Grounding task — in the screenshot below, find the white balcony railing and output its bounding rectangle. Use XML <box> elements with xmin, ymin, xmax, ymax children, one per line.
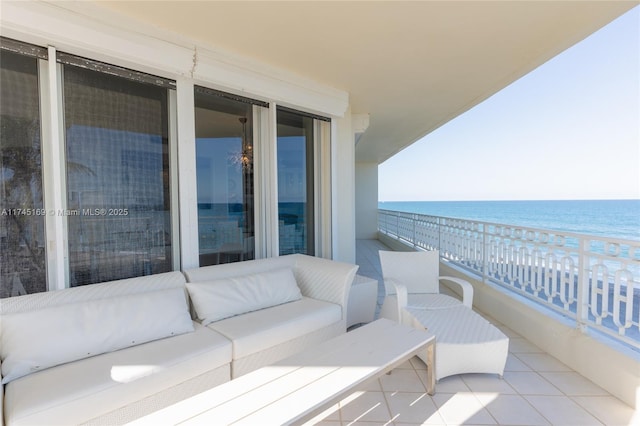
<box><xmin>378</xmin><ymin>209</ymin><xmax>640</xmax><ymax>350</ymax></box>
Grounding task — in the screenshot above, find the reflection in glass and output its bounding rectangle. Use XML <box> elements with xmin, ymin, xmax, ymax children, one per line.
<box><xmin>64</xmin><ymin>65</ymin><xmax>172</xmax><ymax>286</ymax></box>
<box><xmin>195</xmin><ymin>89</ymin><xmax>255</xmax><ymax>266</ymax></box>
<box><xmin>0</xmin><ymin>49</ymin><xmax>46</xmax><ymax>297</ymax></box>
<box><xmin>277</xmin><ymin>109</ymin><xmax>314</xmax><ymax>255</ymax></box>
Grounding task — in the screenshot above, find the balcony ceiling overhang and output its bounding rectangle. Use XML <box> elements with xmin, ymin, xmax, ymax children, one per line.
<box><xmin>96</xmin><ymin>1</ymin><xmax>636</xmax><ymax>164</ymax></box>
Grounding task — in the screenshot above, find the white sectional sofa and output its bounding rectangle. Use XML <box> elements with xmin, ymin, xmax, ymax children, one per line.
<box><xmin>184</xmin><ymin>254</ymin><xmax>357</xmax><ymax>379</ymax></box>
<box><xmin>0</xmin><ymin>254</ymin><xmax>358</xmax><ymax>426</ymax></box>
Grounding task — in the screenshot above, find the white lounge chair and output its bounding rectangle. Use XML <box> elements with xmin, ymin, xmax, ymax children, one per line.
<box><xmin>378</xmin><ymin>250</ymin><xmax>474</xmax><ymax>321</ymax></box>
<box><xmin>379</xmin><ymin>249</ymin><xmax>509</xmax><ymax>381</ymax></box>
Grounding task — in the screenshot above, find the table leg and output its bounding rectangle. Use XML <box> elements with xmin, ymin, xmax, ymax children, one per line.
<box><xmin>425</xmin><ymin>340</ymin><xmax>435</xmax><ymax>395</ymax></box>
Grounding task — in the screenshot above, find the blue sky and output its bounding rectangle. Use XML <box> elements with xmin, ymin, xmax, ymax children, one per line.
<box><xmin>379</xmin><ymin>6</ymin><xmax>639</xmax><ymax>202</ymax></box>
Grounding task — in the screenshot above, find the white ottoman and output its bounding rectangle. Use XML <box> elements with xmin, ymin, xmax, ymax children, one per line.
<box><xmin>405</xmin><ymin>305</ymin><xmax>509</xmax><ymax>381</ymax></box>
<box><xmin>347</xmin><ymin>275</ymin><xmax>378</xmax><ymax>327</ymax></box>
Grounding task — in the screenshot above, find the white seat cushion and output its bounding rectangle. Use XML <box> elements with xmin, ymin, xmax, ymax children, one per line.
<box><xmin>207</xmin><ymin>297</ymin><xmax>341</xmax><ymax>359</ymax></box>
<box><xmin>380</xmin><ymin>293</ymin><xmax>462</xmax><ymax>321</ymax></box>
<box><xmin>4</xmin><ymin>323</ymin><xmax>232</xmax><ymax>426</ymax></box>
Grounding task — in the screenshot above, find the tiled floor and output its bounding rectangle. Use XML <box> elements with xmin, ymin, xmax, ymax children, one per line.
<box><xmin>309</xmin><ymin>239</ymin><xmax>639</xmax><ymax>425</ymax></box>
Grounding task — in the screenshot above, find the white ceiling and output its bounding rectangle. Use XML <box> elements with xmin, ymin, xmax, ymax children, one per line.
<box><xmin>96</xmin><ymin>1</ymin><xmax>637</xmax><ymax>164</ymax></box>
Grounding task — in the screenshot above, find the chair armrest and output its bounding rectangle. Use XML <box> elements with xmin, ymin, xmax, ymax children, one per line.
<box><xmin>387</xmin><ymin>278</ymin><xmax>408</xmax><ymax>323</ymax></box>
<box><xmin>439</xmin><ymin>276</ymin><xmax>474</xmax><ymax>308</ymax></box>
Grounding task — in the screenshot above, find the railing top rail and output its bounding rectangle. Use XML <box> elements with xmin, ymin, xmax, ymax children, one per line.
<box><xmin>378</xmin><ymin>209</ymin><xmax>640</xmax><ymax>247</ymax></box>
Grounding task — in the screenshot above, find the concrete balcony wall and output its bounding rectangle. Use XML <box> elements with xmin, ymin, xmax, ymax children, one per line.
<box><xmin>378</xmin><ymin>231</ymin><xmax>640</xmax><ymax>409</ymax></box>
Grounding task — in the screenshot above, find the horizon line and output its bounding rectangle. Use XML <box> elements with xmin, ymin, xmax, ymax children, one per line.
<box><xmin>378</xmin><ymin>198</ymin><xmax>640</xmax><ymax>203</ymax></box>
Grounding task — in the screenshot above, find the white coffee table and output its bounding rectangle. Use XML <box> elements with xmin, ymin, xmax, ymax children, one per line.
<box><xmin>131</xmin><ymin>318</ymin><xmax>435</xmax><ymax>425</ymax></box>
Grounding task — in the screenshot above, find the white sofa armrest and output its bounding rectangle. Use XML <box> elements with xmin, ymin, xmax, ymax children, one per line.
<box><xmin>439</xmin><ymin>276</ymin><xmax>474</xmax><ymax>308</ymax></box>
<box><xmin>292</xmin><ymin>254</ymin><xmax>358</xmax><ymax>315</ymax></box>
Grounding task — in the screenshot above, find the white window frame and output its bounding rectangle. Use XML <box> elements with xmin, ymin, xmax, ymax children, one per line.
<box><xmin>40</xmin><ymin>49</ymin><xmax>68</xmax><ymax>291</ymax></box>
<box><xmin>315</xmin><ymin>119</ymin><xmax>332</xmax><ymax>258</ymax></box>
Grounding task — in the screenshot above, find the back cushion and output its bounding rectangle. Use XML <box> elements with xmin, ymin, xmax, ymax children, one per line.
<box><xmin>379</xmin><ymin>250</ymin><xmax>440</xmax><ymax>295</ymax></box>
<box><xmin>186</xmin><ymin>268</ymin><xmax>302</xmax><ymax>325</ymax></box>
<box><xmin>0</xmin><ymin>287</ymin><xmax>194</xmax><ymax>384</ymax></box>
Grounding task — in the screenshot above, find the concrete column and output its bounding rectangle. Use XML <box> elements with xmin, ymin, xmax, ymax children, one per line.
<box><xmin>355</xmin><ymin>162</ymin><xmax>379</xmax><ymax>239</ymax></box>
<box><xmin>331</xmin><ymin>108</ymin><xmax>356</xmax><ymax>263</ymax></box>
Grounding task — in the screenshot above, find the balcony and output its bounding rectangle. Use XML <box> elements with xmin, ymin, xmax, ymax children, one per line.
<box><xmin>377</xmin><ymin>209</ymin><xmax>640</xmax><ymax>350</ymax></box>
<box><xmin>328</xmin><ymin>238</ymin><xmax>640</xmax><ymax>425</ymax></box>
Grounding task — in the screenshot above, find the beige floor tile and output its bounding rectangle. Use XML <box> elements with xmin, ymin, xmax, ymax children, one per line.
<box><xmin>461</xmin><ymin>373</ymin><xmax>517</xmax><ymax>394</ymax></box>
<box><xmin>340</xmin><ymin>391</ymin><xmax>392</xmax><ymax>423</ymax></box>
<box><xmin>524</xmin><ymin>395</ymin><xmax>604</xmax><ymax>425</ymax></box>
<box><xmin>503</xmin><ymin>372</ymin><xmax>563</xmax><ymax>396</ymax></box>
<box><xmin>385</xmin><ymin>391</ymin><xmax>445</xmax><ymax>424</ymax></box>
<box><xmin>509</xmin><ymin>338</ymin><xmax>544</xmax><ymax>354</ymax></box>
<box><xmin>539</xmin><ymin>372</ymin><xmax>608</xmax><ymax>396</ymax></box>
<box><xmin>505</xmin><ymin>354</ymin><xmax>533</xmax><ymax>372</ymax></box>
<box><xmin>516</xmin><ymin>353</ymin><xmax>572</xmax><ymax>372</ymax></box>
<box><xmin>431</xmin><ymin>392</ymin><xmax>497</xmax><ymax>425</ymax></box>
<box><xmin>429</xmin><ymin>375</ymin><xmax>471</xmax><ymax>393</ymax></box>
<box><xmin>475</xmin><ymin>393</ymin><xmax>551</xmax><ymax>425</ymax></box>
<box><xmin>380</xmin><ymin>368</ymin><xmax>427</xmax><ymax>393</ymax></box>
<box><xmin>572</xmin><ymin>396</ymin><xmax>639</xmax><ymax>426</ymax></box>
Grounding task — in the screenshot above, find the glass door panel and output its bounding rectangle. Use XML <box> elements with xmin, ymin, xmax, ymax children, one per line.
<box><xmin>276</xmin><ymin>109</ymin><xmax>314</xmax><ymax>255</ymax></box>
<box><xmin>0</xmin><ymin>48</ymin><xmax>46</xmax><ymax>297</ymax></box>
<box><xmin>63</xmin><ymin>64</ymin><xmax>173</xmax><ymax>286</ymax></box>
<box><xmin>195</xmin><ymin>89</ymin><xmax>255</xmax><ymax>266</ymax></box>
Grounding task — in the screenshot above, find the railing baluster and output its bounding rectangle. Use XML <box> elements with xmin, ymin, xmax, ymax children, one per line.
<box><xmin>577</xmin><ymin>237</ymin><xmax>589</xmax><ymax>332</ymax></box>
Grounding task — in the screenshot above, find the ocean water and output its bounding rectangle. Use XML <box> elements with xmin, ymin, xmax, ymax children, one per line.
<box><xmin>378</xmin><ymin>199</ymin><xmax>640</xmax><ymax>242</ymax></box>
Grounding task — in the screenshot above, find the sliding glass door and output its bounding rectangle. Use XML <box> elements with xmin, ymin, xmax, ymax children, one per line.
<box><xmin>276</xmin><ymin>108</ymin><xmax>315</xmax><ymax>255</ymax></box>
<box><xmin>63</xmin><ymin>59</ymin><xmax>174</xmax><ymax>286</ymax></box>
<box><xmin>195</xmin><ymin>88</ymin><xmax>258</xmax><ymax>266</ymax></box>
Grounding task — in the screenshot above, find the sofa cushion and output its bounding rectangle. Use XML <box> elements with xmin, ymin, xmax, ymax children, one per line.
<box><xmin>184</xmin><ymin>256</ymin><xmax>296</xmax><ymax>283</ymax></box>
<box><xmin>187</xmin><ymin>268</ymin><xmax>302</xmax><ymax>325</ymax></box>
<box><xmin>208</xmin><ymin>297</ymin><xmax>341</xmax><ymax>359</ymax></box>
<box><xmin>0</xmin><ymin>271</ymin><xmax>187</xmax><ymax>315</ymax></box>
<box><xmin>1</xmin><ymin>287</ymin><xmax>194</xmax><ymax>384</ymax></box>
<box><xmin>3</xmin><ymin>323</ymin><xmax>232</xmax><ymax>426</ymax></box>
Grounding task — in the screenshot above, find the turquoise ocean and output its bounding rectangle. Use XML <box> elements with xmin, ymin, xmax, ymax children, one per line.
<box><xmin>378</xmin><ymin>199</ymin><xmax>640</xmax><ymax>242</ymax></box>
